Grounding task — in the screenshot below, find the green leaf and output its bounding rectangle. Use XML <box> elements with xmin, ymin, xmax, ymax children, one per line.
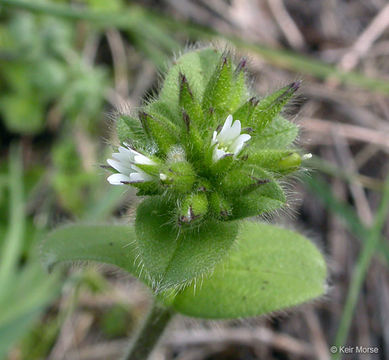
<box><xmin>171</xmin><ymin>221</ymin><xmax>327</xmax><ymax>319</ymax></box>
<box><xmin>232</xmin><ymin>97</ymin><xmax>258</xmax><ymax>125</ymax></box>
<box><xmin>251</xmin><ymin>116</ymin><xmax>298</xmax><ymax>149</ymax></box>
<box><xmin>135</xmin><ymin>197</ymin><xmax>239</xmax><ymax>290</ymax></box>
<box><xmin>41</xmin><ymin>225</ymin><xmax>142</xmax><ymax>279</ymax></box>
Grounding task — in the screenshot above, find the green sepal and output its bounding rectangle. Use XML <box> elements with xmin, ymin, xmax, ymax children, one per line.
<box><xmin>179</xmin><ymin>73</ymin><xmax>204</xmax><ymax>127</ymax></box>
<box><xmin>210</xmin><ymin>153</ymin><xmax>235</xmax><ymax>176</ymax></box>
<box><xmin>202</xmin><ymin>55</ymin><xmax>233</xmax><ymax>119</ymax></box>
<box><xmin>230</xmin><ymin>58</ymin><xmax>248</xmax><ymax>110</ymax></box>
<box><xmin>131</xmin><ymin>181</ymin><xmax>162</xmax><ymax>197</ymax></box>
<box><xmin>232</xmin><ymin>97</ymin><xmax>258</xmax><ymax>125</ymax></box>
<box><xmin>250</xmin><ymin>81</ymin><xmax>300</xmax><ymax>132</ymax></box>
<box><xmin>180</xmin><ymin>112</ymin><xmax>204</xmax><ymax>162</ymax></box>
<box><xmin>135</xmin><ymin>196</ymin><xmax>238</xmax><ymax>291</ymax></box>
<box><xmin>170</xmin><ymin>222</ymin><xmax>327</xmax><ymax>319</ymax></box>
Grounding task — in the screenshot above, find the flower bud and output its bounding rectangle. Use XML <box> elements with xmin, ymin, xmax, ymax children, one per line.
<box><xmin>276</xmin><ymin>152</ymin><xmax>302</xmax><ymax>173</ymax></box>
<box><xmin>209</xmin><ymin>193</ymin><xmax>232</xmax><ymax>220</ymax></box>
<box><xmin>178</xmin><ymin>193</ymin><xmax>208</xmax><ymax>225</ymax></box>
<box><xmin>246</xmin><ymin>150</ymin><xmax>302</xmax><ymax>175</ymax></box>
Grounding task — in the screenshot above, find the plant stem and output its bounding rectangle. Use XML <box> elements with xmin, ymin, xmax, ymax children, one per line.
<box><xmin>123</xmin><ymin>301</ymin><xmax>174</xmax><ymax>360</ymax></box>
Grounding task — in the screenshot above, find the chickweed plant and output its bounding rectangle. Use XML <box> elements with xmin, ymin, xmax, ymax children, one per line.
<box><xmin>42</xmin><ymin>47</ymin><xmax>327</xmax><ymax>360</ymax></box>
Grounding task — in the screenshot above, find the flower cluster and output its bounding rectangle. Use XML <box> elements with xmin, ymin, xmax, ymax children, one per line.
<box><xmin>106</xmin><ymin>48</ymin><xmax>309</xmax><ymax>226</ymax></box>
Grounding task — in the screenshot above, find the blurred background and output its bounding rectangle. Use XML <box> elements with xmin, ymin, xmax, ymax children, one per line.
<box><xmin>0</xmin><ymin>0</ymin><xmax>389</xmax><ymax>359</ymax></box>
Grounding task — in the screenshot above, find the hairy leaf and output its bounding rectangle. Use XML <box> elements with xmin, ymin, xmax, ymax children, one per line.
<box><xmin>251</xmin><ymin>116</ymin><xmax>298</xmax><ymax>149</ymax></box>
<box><xmin>171</xmin><ymin>221</ymin><xmax>327</xmax><ymax>318</ymax></box>
<box><xmin>41</xmin><ymin>225</ymin><xmax>142</xmax><ymax>279</ymax></box>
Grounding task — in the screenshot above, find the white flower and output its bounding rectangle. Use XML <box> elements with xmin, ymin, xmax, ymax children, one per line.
<box><xmin>107</xmin><ymin>145</ymin><xmax>155</xmax><ymax>185</ymax></box>
<box><xmin>211</xmin><ymin>114</ymin><xmax>251</xmax><ymax>162</ymax></box>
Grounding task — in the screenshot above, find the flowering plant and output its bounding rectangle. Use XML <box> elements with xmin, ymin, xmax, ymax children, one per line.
<box><xmin>42</xmin><ymin>47</ymin><xmax>326</xmax><ymax>360</ymax></box>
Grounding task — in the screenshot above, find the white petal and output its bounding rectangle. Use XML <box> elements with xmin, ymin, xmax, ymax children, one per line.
<box><xmin>107</xmin><ymin>173</ymin><xmax>131</xmax><ymax>185</ymax></box>
<box><xmin>133</xmin><ymin>154</ymin><xmax>154</xmax><ymax>165</ymax></box>
<box><xmin>131</xmin><ymin>165</ymin><xmax>153</xmax><ymax>181</ymax></box>
<box><xmin>302</xmin><ymin>153</ymin><xmax>312</xmax><ymax>160</ymax></box>
<box><xmin>130</xmin><ymin>164</ymin><xmax>141</xmax><ymax>172</ymax></box>
<box><xmin>213</xmin><ymin>147</ymin><xmax>227</xmax><ymax>162</ymax></box>
<box><xmin>160</xmin><ymin>173</ymin><xmax>167</xmax><ymax>181</ymax></box>
<box><xmin>118</xmin><ymin>146</ymin><xmax>134</xmax><ymax>158</ymax></box>
<box><xmin>107</xmin><ymin>159</ymin><xmax>132</xmax><ymax>174</ymax></box>
<box><xmin>230</xmin><ymin>134</ymin><xmax>251</xmax><ymax>155</ymax></box>
<box><xmin>128</xmin><ymin>148</ymin><xmax>141</xmax><ymax>156</ymax></box>
<box><xmin>211</xmin><ymin>131</ymin><xmax>218</xmax><ymax>146</ymax></box>
<box><xmin>129</xmin><ymin>172</ymin><xmax>152</xmax><ymax>182</ymax></box>
<box><xmin>218</xmin><ymin>119</ymin><xmax>241</xmax><ymax>144</ymax></box>
<box><xmin>218</xmin><ymin>115</ymin><xmax>233</xmax><ymax>139</ymax></box>
<box><xmin>227</xmin><ymin>120</ymin><xmax>242</xmax><ymax>142</ymax></box>
<box><xmin>118</xmin><ymin>145</ymin><xmax>130</xmax><ymax>153</ymax></box>
<box><xmin>112</xmin><ymin>151</ymin><xmax>130</xmax><ymax>163</ymax></box>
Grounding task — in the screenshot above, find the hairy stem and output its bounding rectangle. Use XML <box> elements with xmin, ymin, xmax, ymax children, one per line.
<box><xmin>123</xmin><ymin>301</ymin><xmax>174</xmax><ymax>360</ymax></box>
